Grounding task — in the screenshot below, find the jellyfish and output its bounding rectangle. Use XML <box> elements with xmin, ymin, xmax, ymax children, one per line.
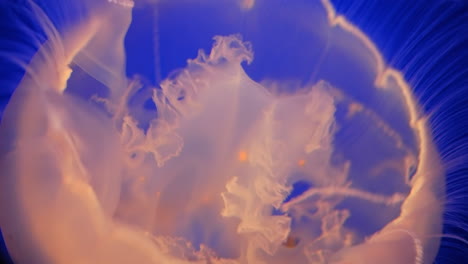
<box><xmin>0</xmin><ymin>0</ymin><xmax>466</xmax><ymax>263</ymax></box>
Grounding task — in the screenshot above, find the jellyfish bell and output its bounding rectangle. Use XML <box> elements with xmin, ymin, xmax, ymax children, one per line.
<box><xmin>0</xmin><ymin>0</ymin><xmax>448</xmax><ymax>264</ymax></box>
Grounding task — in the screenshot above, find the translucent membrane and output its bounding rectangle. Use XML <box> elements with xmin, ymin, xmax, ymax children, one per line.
<box><xmin>0</xmin><ymin>0</ymin><xmax>444</xmax><ymax>263</ymax></box>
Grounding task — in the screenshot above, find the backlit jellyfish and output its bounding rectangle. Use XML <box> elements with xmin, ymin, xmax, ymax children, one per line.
<box><xmin>0</xmin><ymin>0</ymin><xmax>466</xmax><ymax>263</ymax></box>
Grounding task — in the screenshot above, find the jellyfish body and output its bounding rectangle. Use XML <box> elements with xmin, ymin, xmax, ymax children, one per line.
<box><xmin>0</xmin><ymin>0</ymin><xmax>450</xmax><ymax>263</ymax></box>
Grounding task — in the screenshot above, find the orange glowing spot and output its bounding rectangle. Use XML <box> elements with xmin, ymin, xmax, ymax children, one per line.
<box><xmin>346</xmin><ymin>102</ymin><xmax>363</xmax><ymax>118</ymax></box>
<box><xmin>240</xmin><ymin>0</ymin><xmax>255</xmax><ymax>10</ymax></box>
<box><xmin>201</xmin><ymin>194</ymin><xmax>213</xmax><ymax>204</ymax></box>
<box><xmin>238</xmin><ymin>151</ymin><xmax>248</xmax><ymax>162</ymax></box>
<box><xmin>298</xmin><ymin>159</ymin><xmax>306</xmax><ymax>166</ymax></box>
<box><xmin>283</xmin><ymin>236</ymin><xmax>300</xmax><ymax>248</ymax></box>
